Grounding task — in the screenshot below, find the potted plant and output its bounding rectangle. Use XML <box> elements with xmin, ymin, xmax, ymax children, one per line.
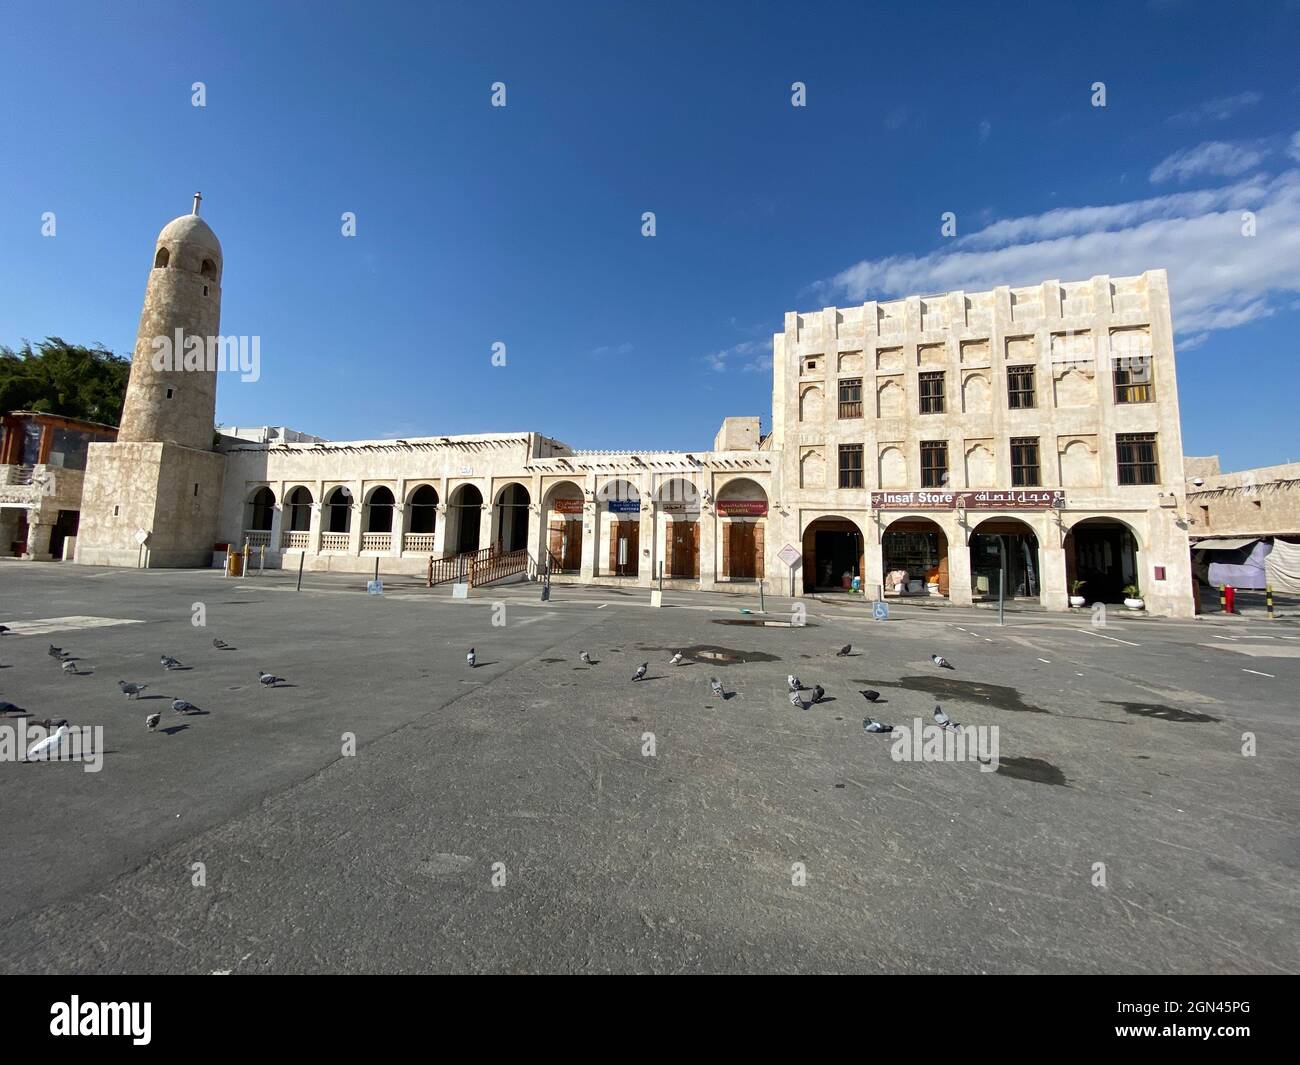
<box><xmin>1123</xmin><ymin>583</ymin><xmax>1145</xmax><ymax>610</ymax></box>
<box><xmin>1069</xmin><ymin>579</ymin><xmax>1086</xmax><ymax>608</ymax></box>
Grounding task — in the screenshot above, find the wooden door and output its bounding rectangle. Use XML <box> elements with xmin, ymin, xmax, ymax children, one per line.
<box><xmin>562</xmin><ymin>520</ymin><xmax>582</xmax><ymax>572</ymax></box>
<box><xmin>671</xmin><ymin>521</ymin><xmax>698</xmax><ymax>577</ymax></box>
<box><xmin>609</xmin><ymin>520</ymin><xmax>638</xmax><ymax>576</ymax></box>
<box><xmin>728</xmin><ymin>523</ymin><xmax>756</xmax><ymax>579</ymax></box>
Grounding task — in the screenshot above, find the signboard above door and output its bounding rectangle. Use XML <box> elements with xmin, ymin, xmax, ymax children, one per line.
<box><xmin>871</xmin><ymin>490</ymin><xmax>1065</xmax><ymax>510</ymax></box>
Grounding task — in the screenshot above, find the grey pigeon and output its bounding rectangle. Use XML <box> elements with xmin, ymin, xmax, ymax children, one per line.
<box><xmin>931</xmin><ymin>654</ymin><xmax>954</xmax><ymax>670</ymax></box>
<box><xmin>836</xmin><ymin>644</ymin><xmax>851</xmax><ymax>657</ymax></box>
<box><xmin>580</xmin><ymin>651</ymin><xmax>595</xmax><ymax>666</ymax></box>
<box><xmin>632</xmin><ymin>662</ymin><xmax>648</xmax><ymax>682</ymax></box>
<box><xmin>863</xmin><ymin>718</ymin><xmax>894</xmax><ymax>734</ymax></box>
<box><xmin>61</xmin><ymin>660</ymin><xmax>77</xmax><ymax>674</ymax></box>
<box><xmin>160</xmin><ymin>655</ymin><xmax>182</xmax><ymax>670</ymax></box>
<box><xmin>859</xmin><ymin>689</ymin><xmax>881</xmax><ymax>703</ymax></box>
<box><xmin>35</xmin><ymin>717</ymin><xmax>68</xmax><ymax>729</ymax></box>
<box><xmin>788</xmin><ymin>690</ymin><xmax>805</xmax><ymax>709</ymax></box>
<box><xmin>146</xmin><ymin>712</ymin><xmax>161</xmax><ymax>731</ymax></box>
<box><xmin>171</xmin><ymin>699</ymin><xmax>195</xmax><ymax>714</ymax></box>
<box><xmin>213</xmin><ymin>638</ymin><xmax>231</xmax><ymax>650</ymax></box>
<box><xmin>710</xmin><ymin>677</ymin><xmax>725</xmax><ymax>699</ymax></box>
<box><xmin>810</xmin><ymin>684</ymin><xmax>825</xmax><ymax>704</ymax></box>
<box><xmin>668</xmin><ymin>652</ymin><xmax>684</xmax><ymax>666</ymax></box>
<box><xmin>48</xmin><ymin>644</ymin><xmax>67</xmax><ymax>659</ymax></box>
<box><xmin>118</xmin><ymin>680</ymin><xmax>147</xmax><ymax>699</ymax></box>
<box><xmin>466</xmin><ymin>648</ymin><xmax>476</xmax><ymax>668</ymax></box>
<box><xmin>0</xmin><ymin>624</ymin><xmax>9</xmax><ymax>634</ymax></box>
<box><xmin>787</xmin><ymin>674</ymin><xmax>802</xmax><ymax>692</ymax></box>
<box><xmin>0</xmin><ymin>701</ymin><xmax>19</xmax><ymax>715</ymax></box>
<box><xmin>258</xmin><ymin>671</ymin><xmax>283</xmax><ymax>688</ymax></box>
<box><xmin>933</xmin><ymin>705</ymin><xmax>962</xmax><ymax>734</ymax></box>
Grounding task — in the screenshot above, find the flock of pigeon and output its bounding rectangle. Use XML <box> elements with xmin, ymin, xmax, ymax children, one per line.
<box><xmin>2</xmin><ymin>634</ymin><xmax>290</xmax><ymax>758</ymax></box>
<box><xmin>465</xmin><ymin>640</ymin><xmax>965</xmax><ymax>734</ymax></box>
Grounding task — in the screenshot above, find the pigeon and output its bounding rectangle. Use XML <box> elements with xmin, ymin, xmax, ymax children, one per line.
<box><xmin>859</xmin><ymin>690</ymin><xmax>881</xmax><ymax>703</ymax></box>
<box><xmin>668</xmin><ymin>652</ymin><xmax>684</xmax><ymax>666</ymax></box>
<box><xmin>258</xmin><ymin>671</ymin><xmax>283</xmax><ymax>688</ymax></box>
<box><xmin>119</xmin><ymin>680</ymin><xmax>147</xmax><ymax>699</ymax></box>
<box><xmin>836</xmin><ymin>644</ymin><xmax>852</xmax><ymax>657</ymax></box>
<box><xmin>787</xmin><ymin>674</ymin><xmax>802</xmax><ymax>692</ymax></box>
<box><xmin>710</xmin><ymin>677</ymin><xmax>725</xmax><ymax>699</ymax></box>
<box><xmin>35</xmin><ymin>718</ymin><xmax>68</xmax><ymax>729</ymax></box>
<box><xmin>931</xmin><ymin>654</ymin><xmax>954</xmax><ymax>670</ymax></box>
<box><xmin>171</xmin><ymin>699</ymin><xmax>195</xmax><ymax>714</ymax></box>
<box><xmin>0</xmin><ymin>624</ymin><xmax>9</xmax><ymax>634</ymax></box>
<box><xmin>0</xmin><ymin>700</ymin><xmax>19</xmax><ymax>715</ymax></box>
<box><xmin>933</xmin><ymin>705</ymin><xmax>963</xmax><ymax>734</ymax></box>
<box><xmin>25</xmin><ymin>724</ymin><xmax>69</xmax><ymax>761</ymax></box>
<box><xmin>61</xmin><ymin>660</ymin><xmax>77</xmax><ymax>674</ymax></box>
<box><xmin>160</xmin><ymin>655</ymin><xmax>183</xmax><ymax>670</ymax></box>
<box><xmin>632</xmin><ymin>662</ymin><xmax>648</xmax><ymax>682</ymax></box>
<box><xmin>788</xmin><ymin>690</ymin><xmax>805</xmax><ymax>709</ymax></box>
<box><xmin>212</xmin><ymin>638</ymin><xmax>231</xmax><ymax>650</ymax></box>
<box><xmin>466</xmin><ymin>648</ymin><xmax>476</xmax><ymax>668</ymax></box>
<box><xmin>810</xmin><ymin>684</ymin><xmax>825</xmax><ymax>704</ymax></box>
<box><xmin>580</xmin><ymin>651</ymin><xmax>595</xmax><ymax>666</ymax></box>
<box><xmin>146</xmin><ymin>713</ymin><xmax>161</xmax><ymax>731</ymax></box>
<box><xmin>48</xmin><ymin>644</ymin><xmax>67</xmax><ymax>659</ymax></box>
<box><xmin>863</xmin><ymin>718</ymin><xmax>894</xmax><ymax>734</ymax></box>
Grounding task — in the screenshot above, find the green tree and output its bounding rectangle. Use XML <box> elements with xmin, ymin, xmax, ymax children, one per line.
<box><xmin>0</xmin><ymin>337</ymin><xmax>131</xmax><ymax>426</ymax></box>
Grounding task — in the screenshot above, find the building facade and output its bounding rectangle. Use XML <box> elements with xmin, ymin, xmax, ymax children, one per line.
<box><xmin>70</xmin><ymin>202</ymin><xmax>1197</xmax><ymax>616</ymax></box>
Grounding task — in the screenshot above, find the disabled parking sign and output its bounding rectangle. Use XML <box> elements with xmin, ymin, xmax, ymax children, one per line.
<box><xmin>873</xmin><ymin>600</ymin><xmax>889</xmax><ymax>621</ymax></box>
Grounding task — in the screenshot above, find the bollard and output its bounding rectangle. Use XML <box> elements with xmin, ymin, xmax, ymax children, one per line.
<box><xmin>997</xmin><ymin>570</ymin><xmax>1005</xmax><ymax>626</ymax></box>
<box><xmin>296</xmin><ymin>550</ymin><xmax>305</xmax><ymax>591</ymax></box>
<box><xmin>259</xmin><ymin>544</ymin><xmax>265</xmax><ymax>575</ymax></box>
<box><xmin>758</xmin><ymin>579</ymin><xmax>765</xmax><ymax>614</ymax></box>
<box><xmin>1267</xmin><ymin>584</ymin><xmax>1274</xmax><ymax>619</ymax></box>
<box><xmin>242</xmin><ymin>540</ymin><xmax>250</xmax><ymax>580</ymax></box>
<box><xmin>427</xmin><ymin>555</ymin><xmax>433</xmax><ymax>588</ymax></box>
<box><xmin>1219</xmin><ymin>584</ymin><xmax>1226</xmax><ymax>613</ymax></box>
<box><xmin>1225</xmin><ymin>584</ymin><xmax>1236</xmax><ymax>615</ymax></box>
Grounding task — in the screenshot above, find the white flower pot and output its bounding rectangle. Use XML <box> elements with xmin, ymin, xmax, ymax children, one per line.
<box><xmin>1124</xmin><ymin>597</ymin><xmax>1144</xmax><ymax>610</ymax></box>
<box><xmin>1069</xmin><ymin>595</ymin><xmax>1085</xmax><ymax>608</ymax></box>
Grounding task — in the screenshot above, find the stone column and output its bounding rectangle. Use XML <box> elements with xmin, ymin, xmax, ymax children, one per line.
<box><xmin>864</xmin><ymin>512</ymin><xmax>884</xmax><ymax>599</ymax></box>
<box><xmin>432</xmin><ymin>504</ymin><xmax>449</xmax><ymax>558</ymax></box>
<box><xmin>268</xmin><ymin>498</ymin><xmax>284</xmax><ymax>556</ymax></box>
<box><xmin>579</xmin><ymin>500</ymin><xmax>596</xmax><ymax>580</ymax></box>
<box><xmin>24</xmin><ymin>516</ymin><xmax>54</xmax><ymax>560</ymax></box>
<box><xmin>1039</xmin><ymin>542</ymin><xmax>1069</xmax><ymax>611</ymax></box>
<box><xmin>698</xmin><ymin>507</ymin><xmax>716</xmax><ymax>588</ymax></box>
<box><xmin>947</xmin><ymin>514</ymin><xmax>973</xmax><ymax>606</ymax></box>
<box><xmin>479</xmin><ymin>505</ymin><xmax>494</xmax><ymax>553</ymax></box>
<box><xmin>347</xmin><ymin>483</ymin><xmax>363</xmax><ymax>556</ymax></box>
<box><xmin>309</xmin><ymin>481</ymin><xmax>324</xmax><ymax>554</ymax></box>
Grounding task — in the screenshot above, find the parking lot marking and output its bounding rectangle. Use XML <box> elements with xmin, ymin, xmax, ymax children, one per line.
<box><xmin>1242</xmin><ymin>668</ymin><xmax>1276</xmax><ymax>678</ymax></box>
<box><xmin>1080</xmin><ymin>629</ymin><xmax>1140</xmax><ymax>647</ymax></box>
<box><xmin>0</xmin><ymin>615</ymin><xmax>145</xmax><ymax>636</ymax></box>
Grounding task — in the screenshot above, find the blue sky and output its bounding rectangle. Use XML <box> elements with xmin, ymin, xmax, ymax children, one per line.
<box><xmin>2</xmin><ymin>0</ymin><xmax>1298</xmax><ymax>470</ymax></box>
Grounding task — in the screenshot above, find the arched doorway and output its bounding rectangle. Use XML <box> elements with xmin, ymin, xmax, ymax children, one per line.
<box><xmin>881</xmin><ymin>517</ymin><xmax>949</xmax><ymax>597</ymax></box>
<box><xmin>717</xmin><ymin>477</ymin><xmax>768</xmax><ymax>581</ymax></box>
<box><xmin>803</xmin><ymin>515</ymin><xmax>865</xmax><ymax>593</ymax></box>
<box><xmin>1065</xmin><ymin>517</ymin><xmax>1139</xmax><ymax>605</ymax></box>
<box><xmin>493</xmin><ymin>483</ymin><xmax>531</xmax><ymax>554</ymax></box>
<box><xmin>657</xmin><ymin>478</ymin><xmax>701</xmax><ymax>579</ymax></box>
<box><xmin>447</xmin><ymin>484</ymin><xmax>483</xmax><ymax>555</ymax></box>
<box><xmin>323</xmin><ymin>487</ymin><xmax>352</xmax><ymax>534</ymax></box>
<box><xmin>969</xmin><ymin>517</ymin><xmax>1040</xmax><ymax>600</ymax></box>
<box><xmin>364</xmin><ymin>487</ymin><xmax>395</xmax><ymax>533</ymax></box>
<box><xmin>405</xmin><ymin>485</ymin><xmax>438</xmax><ymax>551</ymax></box>
<box><xmin>598</xmin><ymin>479</ymin><xmax>640</xmax><ymax>577</ymax></box>
<box><xmin>543</xmin><ymin>481</ymin><xmax>584</xmax><ymax>573</ymax></box>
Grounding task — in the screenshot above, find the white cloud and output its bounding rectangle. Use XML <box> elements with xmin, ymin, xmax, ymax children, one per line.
<box><xmin>1291</xmin><ymin>131</ymin><xmax>1300</xmax><ymax>163</ymax></box>
<box><xmin>592</xmin><ymin>342</ymin><xmax>634</xmax><ymax>357</ymax></box>
<box><xmin>1168</xmin><ymin>91</ymin><xmax>1262</xmax><ymax>125</ymax></box>
<box><xmin>978</xmin><ymin>119</ymin><xmax>991</xmax><ymax>143</ymax></box>
<box><xmin>1150</xmin><ymin>140</ymin><xmax>1266</xmax><ymax>183</ymax></box>
<box><xmin>817</xmin><ymin>169</ymin><xmax>1300</xmax><ymax>342</ymax></box>
<box><xmin>704</xmin><ymin>339</ymin><xmax>768</xmax><ymax>373</ymax></box>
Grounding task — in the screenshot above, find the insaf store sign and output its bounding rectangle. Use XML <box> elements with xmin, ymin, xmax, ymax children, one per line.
<box><xmin>871</xmin><ymin>490</ymin><xmax>1065</xmax><ymax>510</ymax></box>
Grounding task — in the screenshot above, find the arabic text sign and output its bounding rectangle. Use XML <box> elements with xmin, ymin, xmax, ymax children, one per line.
<box><xmin>716</xmin><ymin>500</ymin><xmax>768</xmax><ymax>516</ymax></box>
<box><xmin>871</xmin><ymin>490</ymin><xmax>1065</xmax><ymax>510</ymax></box>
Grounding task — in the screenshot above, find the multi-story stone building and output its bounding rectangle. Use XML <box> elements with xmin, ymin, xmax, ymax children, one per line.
<box><xmin>69</xmin><ymin>200</ymin><xmax>1197</xmax><ymax>616</ymax></box>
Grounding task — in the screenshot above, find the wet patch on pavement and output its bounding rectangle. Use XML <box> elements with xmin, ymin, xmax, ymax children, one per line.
<box><xmin>1105</xmin><ymin>700</ymin><xmax>1220</xmax><ymax>723</ymax></box>
<box><xmin>996</xmin><ymin>757</ymin><xmax>1068</xmax><ymax>786</ymax></box>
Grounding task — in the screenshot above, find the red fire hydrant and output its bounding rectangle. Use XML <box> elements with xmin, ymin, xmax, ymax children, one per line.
<box><xmin>1224</xmin><ymin>585</ymin><xmax>1236</xmax><ymax>615</ymax></box>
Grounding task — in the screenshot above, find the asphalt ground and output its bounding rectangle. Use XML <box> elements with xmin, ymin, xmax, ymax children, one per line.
<box><xmin>0</xmin><ymin>561</ymin><xmax>1296</xmax><ymax>973</ymax></box>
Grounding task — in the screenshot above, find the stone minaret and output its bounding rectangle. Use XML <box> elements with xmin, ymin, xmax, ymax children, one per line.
<box><xmin>76</xmin><ymin>196</ymin><xmax>229</xmax><ymax>568</ymax></box>
<box><xmin>117</xmin><ymin>192</ymin><xmax>223</xmax><ymax>451</ymax></box>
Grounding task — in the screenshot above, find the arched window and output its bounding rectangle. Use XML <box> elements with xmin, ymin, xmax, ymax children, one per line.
<box><xmin>365</xmin><ymin>487</ymin><xmax>395</xmax><ymax>533</ymax></box>
<box><xmin>408</xmin><ymin>485</ymin><xmax>438</xmax><ymax>534</ymax></box>
<box><xmin>201</xmin><ymin>258</ymin><xmax>217</xmax><ymax>280</ymax></box>
<box><xmin>324</xmin><ymin>487</ymin><xmax>353</xmax><ymax>533</ymax></box>
<box><xmin>286</xmin><ymin>486</ymin><xmax>313</xmax><ymax>531</ymax></box>
<box><xmin>246</xmin><ymin>487</ymin><xmax>276</xmax><ymax>531</ymax></box>
<box><xmin>154</xmin><ymin>247</ymin><xmax>170</xmax><ymax>269</ymax></box>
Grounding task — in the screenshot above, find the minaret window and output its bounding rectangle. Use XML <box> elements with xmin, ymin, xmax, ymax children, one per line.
<box><xmin>165</xmin><ymin>387</ymin><xmax>175</xmax><ymax>399</ymax></box>
<box><xmin>154</xmin><ymin>248</ymin><xmax>170</xmax><ymax>269</ymax></box>
<box><xmin>201</xmin><ymin>259</ymin><xmax>216</xmax><ymax>280</ymax></box>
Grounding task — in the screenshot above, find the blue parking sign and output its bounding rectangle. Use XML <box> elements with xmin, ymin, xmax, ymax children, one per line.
<box><xmin>873</xmin><ymin>600</ymin><xmax>889</xmax><ymax>621</ymax></box>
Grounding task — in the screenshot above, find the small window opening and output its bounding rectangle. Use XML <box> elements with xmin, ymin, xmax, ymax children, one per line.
<box><xmin>165</xmin><ymin>387</ymin><xmax>175</xmax><ymax>399</ymax></box>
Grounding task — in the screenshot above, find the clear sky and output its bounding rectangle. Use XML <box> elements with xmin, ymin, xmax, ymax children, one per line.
<box><xmin>2</xmin><ymin>0</ymin><xmax>1298</xmax><ymax>470</ymax></box>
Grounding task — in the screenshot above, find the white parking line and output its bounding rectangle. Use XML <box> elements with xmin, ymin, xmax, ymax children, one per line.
<box><xmin>1242</xmin><ymin>668</ymin><xmax>1276</xmax><ymax>678</ymax></box>
<box><xmin>1037</xmin><ymin>658</ymin><xmax>1051</xmax><ymax>664</ymax></box>
<box><xmin>1079</xmin><ymin>629</ymin><xmax>1141</xmax><ymax>647</ymax></box>
<box><xmin>1207</xmin><ymin>634</ymin><xmax>1237</xmax><ymax>641</ymax></box>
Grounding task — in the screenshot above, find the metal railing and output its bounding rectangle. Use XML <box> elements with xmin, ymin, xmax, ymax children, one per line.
<box><xmin>1</xmin><ymin>465</ymin><xmax>35</xmax><ymax>486</ymax></box>
<box><xmin>428</xmin><ymin>547</ymin><xmax>490</xmax><ymax>586</ymax></box>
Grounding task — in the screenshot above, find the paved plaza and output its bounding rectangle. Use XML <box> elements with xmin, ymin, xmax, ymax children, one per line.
<box><xmin>0</xmin><ymin>562</ymin><xmax>1297</xmax><ymax>973</ymax></box>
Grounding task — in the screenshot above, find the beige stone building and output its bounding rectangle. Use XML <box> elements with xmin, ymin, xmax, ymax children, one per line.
<box><xmin>68</xmin><ymin>201</ymin><xmax>1200</xmax><ymax>616</ymax></box>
